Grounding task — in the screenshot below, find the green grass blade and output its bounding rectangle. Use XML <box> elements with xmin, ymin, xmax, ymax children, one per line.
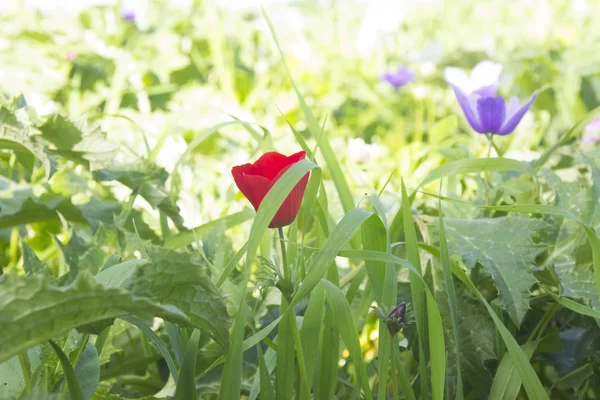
<box><xmin>121</xmin><ymin>316</ymin><xmax>179</xmax><ymax>383</ymax></box>
<box><xmin>216</xmin><ymin>242</ymin><xmax>248</xmax><ymax>288</ymax></box>
<box><xmin>175</xmin><ymin>329</ymin><xmax>200</xmax><ymax>400</ymax></box>
<box><xmin>48</xmin><ymin>340</ymin><xmax>85</xmax><ymax>400</ymax></box>
<box><xmin>276</xmin><ymin>298</ymin><xmax>295</xmax><ymax>399</ymax></box>
<box><xmin>262</xmin><ymin>9</ymin><xmax>355</xmax><ymax>216</ymax></box>
<box><xmin>425</xmin><ymin>285</ymin><xmax>446</xmax><ymax>400</ymax></box>
<box><xmin>418</xmin><ymin>158</ymin><xmax>534</xmax><ymax>189</ymax></box>
<box><xmin>165</xmin><ymin>321</ymin><xmax>184</xmax><ymax>368</ymax></box>
<box><xmin>257</xmin><ymin>344</ymin><xmax>275</xmax><ymax>400</ymax></box>
<box><xmin>300</xmin><ymin>281</ymin><xmax>326</xmax><ymax>395</ymax></box>
<box><xmin>164</xmin><ymin>209</ymin><xmax>255</xmax><ymax>248</ymax></box>
<box><xmin>438</xmin><ymin>204</ymin><xmax>464</xmax><ymax>400</ymax></box>
<box><xmin>489</xmin><ymin>340</ymin><xmax>538</xmax><ymax>400</ymax></box>
<box><xmin>323</xmin><ymin>280</ymin><xmax>374</xmax><ymax>400</ymax></box>
<box><xmin>290</xmin><ymin>208</ymin><xmax>373</xmax><ymax>308</ymax></box>
<box><xmin>401</xmin><ymin>182</ymin><xmax>428</xmax><ymax>397</ymax></box>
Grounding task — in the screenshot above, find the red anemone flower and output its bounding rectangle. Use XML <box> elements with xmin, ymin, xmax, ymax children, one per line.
<box><xmin>232</xmin><ymin>151</ymin><xmax>309</xmax><ymax>228</ymax></box>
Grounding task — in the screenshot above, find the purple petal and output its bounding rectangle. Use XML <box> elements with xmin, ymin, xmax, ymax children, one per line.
<box><xmin>472</xmin><ymin>85</ymin><xmax>498</xmax><ymax>97</ymax></box>
<box><xmin>123</xmin><ymin>11</ymin><xmax>136</xmax><ymax>22</ymax></box>
<box><xmin>381</xmin><ymin>67</ymin><xmax>415</xmax><ymax>89</ymax></box>
<box><xmin>451</xmin><ymin>85</ymin><xmax>482</xmax><ymax>132</ymax></box>
<box><xmin>584</xmin><ymin>116</ymin><xmax>600</xmax><ymax>134</ymax></box>
<box><xmin>582</xmin><ymin>135</ymin><xmax>600</xmax><ymax>143</ymax></box>
<box><xmin>498</xmin><ymin>91</ymin><xmax>538</xmax><ymax>135</ymax></box>
<box><xmin>476</xmin><ymin>96</ymin><xmax>506</xmax><ymax>134</ymax></box>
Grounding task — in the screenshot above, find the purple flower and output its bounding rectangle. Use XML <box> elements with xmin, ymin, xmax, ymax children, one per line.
<box><xmin>581</xmin><ymin>135</ymin><xmax>600</xmax><ymax>143</ymax></box>
<box><xmin>445</xmin><ymin>61</ymin><xmax>504</xmax><ymax>96</ymax></box>
<box><xmin>123</xmin><ymin>10</ymin><xmax>136</xmax><ymax>22</ymax></box>
<box><xmin>451</xmin><ymin>85</ymin><xmax>537</xmax><ymax>135</ymax></box>
<box><xmin>380</xmin><ymin>67</ymin><xmax>415</xmax><ymax>89</ymax></box>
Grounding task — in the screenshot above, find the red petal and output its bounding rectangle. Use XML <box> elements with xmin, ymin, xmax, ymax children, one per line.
<box><xmin>252</xmin><ymin>151</ymin><xmax>306</xmax><ymax>180</ymax></box>
<box><xmin>232</xmin><ymin>166</ymin><xmax>271</xmax><ymax>211</ymax></box>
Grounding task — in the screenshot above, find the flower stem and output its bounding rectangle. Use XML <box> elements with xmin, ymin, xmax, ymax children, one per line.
<box><xmin>277</xmin><ymin>227</ymin><xmax>310</xmax><ymax>399</ymax></box>
<box><xmin>278</xmin><ymin>227</ymin><xmax>289</xmax><ymax>280</ymax></box>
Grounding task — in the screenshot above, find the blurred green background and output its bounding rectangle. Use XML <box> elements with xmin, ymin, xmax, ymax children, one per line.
<box><xmin>1</xmin><ymin>0</ymin><xmax>600</xmax><ymax>241</ymax></box>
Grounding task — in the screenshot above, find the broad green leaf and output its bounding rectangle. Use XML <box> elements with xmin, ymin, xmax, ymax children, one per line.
<box><xmin>443</xmin><ymin>216</ymin><xmax>547</xmax><ymax>325</ymax></box>
<box><xmin>484</xmin><ymin>204</ymin><xmax>600</xmax><ymax>313</ymax></box>
<box><xmin>0</xmin><ymin>271</ymin><xmax>190</xmax><ymax>364</ymax></box>
<box><xmin>74</xmin><ymin>342</ymin><xmax>100</xmax><ymax>400</ymax></box>
<box><xmin>125</xmin><ymin>248</ymin><xmax>230</xmax><ymax>349</ymax></box>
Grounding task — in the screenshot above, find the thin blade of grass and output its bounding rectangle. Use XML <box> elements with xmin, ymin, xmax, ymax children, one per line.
<box><xmin>417</xmin><ymin>158</ymin><xmax>534</xmax><ymax>189</ymax></box>
<box><xmin>401</xmin><ymin>182</ymin><xmax>429</xmax><ymax>397</ymax></box>
<box><xmin>262</xmin><ymin>9</ymin><xmax>355</xmax><ymax>216</ymax></box>
<box><xmin>438</xmin><ymin>202</ymin><xmax>464</xmax><ymax>400</ymax></box>
<box><xmin>164</xmin><ymin>208</ymin><xmax>255</xmax><ymax>248</ymax></box>
<box><xmin>48</xmin><ymin>340</ymin><xmax>84</xmax><ymax>400</ymax></box>
<box><xmin>323</xmin><ymin>280</ymin><xmax>373</xmax><ymax>400</ymax></box>
<box><xmin>120</xmin><ymin>316</ymin><xmax>179</xmax><ymax>383</ymax></box>
<box><xmin>175</xmin><ymin>329</ymin><xmax>200</xmax><ymax>400</ymax></box>
<box><xmin>489</xmin><ymin>340</ymin><xmax>539</xmax><ymax>400</ymax></box>
<box><xmin>257</xmin><ymin>344</ymin><xmax>275</xmax><ymax>400</ymax></box>
<box><xmin>300</xmin><ymin>281</ymin><xmax>326</xmax><ymax>395</ymax></box>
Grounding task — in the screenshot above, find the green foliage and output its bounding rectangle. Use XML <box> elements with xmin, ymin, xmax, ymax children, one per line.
<box><xmin>2</xmin><ymin>0</ymin><xmax>600</xmax><ymax>398</ymax></box>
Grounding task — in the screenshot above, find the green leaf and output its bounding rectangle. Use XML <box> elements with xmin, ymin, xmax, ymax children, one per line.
<box><xmin>165</xmin><ymin>208</ymin><xmax>255</xmax><ymax>249</ymax></box>
<box><xmin>48</xmin><ymin>340</ymin><xmax>85</xmax><ymax>400</ymax></box>
<box><xmin>120</xmin><ymin>316</ymin><xmax>179</xmax><ymax>383</ymax></box>
<box><xmin>323</xmin><ymin>280</ymin><xmax>373</xmax><ymax>400</ymax></box>
<box><xmin>418</xmin><ymin>158</ymin><xmax>534</xmax><ymax>188</ymax></box>
<box><xmin>489</xmin><ymin>340</ymin><xmax>538</xmax><ymax>400</ymax></box>
<box><xmin>290</xmin><ymin>208</ymin><xmax>373</xmax><ymax>307</ymax></box>
<box><xmin>451</xmin><ymin>263</ymin><xmax>549</xmax><ymax>400</ymax></box>
<box><xmin>443</xmin><ymin>216</ymin><xmax>547</xmax><ymax>325</ymax></box>
<box><xmin>37</xmin><ymin>114</ymin><xmax>83</xmax><ymax>149</ymax></box>
<box><xmin>438</xmin><ymin>210</ymin><xmax>464</xmax><ymax>400</ymax></box>
<box><xmin>125</xmin><ymin>248</ymin><xmax>230</xmax><ymax>349</ymax></box>
<box><xmin>74</xmin><ymin>342</ymin><xmax>100</xmax><ymax>400</ymax></box>
<box><xmin>174</xmin><ymin>329</ymin><xmax>200</xmax><ymax>400</ymax></box>
<box><xmin>401</xmin><ymin>182</ymin><xmax>428</xmax><ymax>397</ymax></box>
<box><xmin>0</xmin><ymin>271</ymin><xmax>190</xmax><ymax>364</ymax></box>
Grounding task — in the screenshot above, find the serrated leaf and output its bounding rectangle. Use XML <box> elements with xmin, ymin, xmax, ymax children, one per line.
<box><xmin>115</xmin><ymin>248</ymin><xmax>230</xmax><ymax>349</ymax></box>
<box><xmin>443</xmin><ymin>216</ymin><xmax>547</xmax><ymax>325</ymax></box>
<box><xmin>0</xmin><ymin>271</ymin><xmax>191</xmax><ymax>364</ymax></box>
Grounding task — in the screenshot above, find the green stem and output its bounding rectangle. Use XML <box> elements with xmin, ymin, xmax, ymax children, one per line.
<box><xmin>278</xmin><ymin>227</ymin><xmax>289</xmax><ymax>279</ymax></box>
<box><xmin>390</xmin><ymin>340</ymin><xmax>399</xmax><ymax>400</ymax></box>
<box><xmin>18</xmin><ymin>351</ymin><xmax>32</xmax><ymax>395</ymax></box>
<box><xmin>277</xmin><ymin>227</ymin><xmax>310</xmax><ymax>399</ymax></box>
<box><xmin>290</xmin><ymin>311</ymin><xmax>311</xmax><ymax>400</ymax></box>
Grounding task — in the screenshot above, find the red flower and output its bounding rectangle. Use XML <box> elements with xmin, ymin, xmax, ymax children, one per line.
<box><xmin>232</xmin><ymin>151</ymin><xmax>309</xmax><ymax>228</ymax></box>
